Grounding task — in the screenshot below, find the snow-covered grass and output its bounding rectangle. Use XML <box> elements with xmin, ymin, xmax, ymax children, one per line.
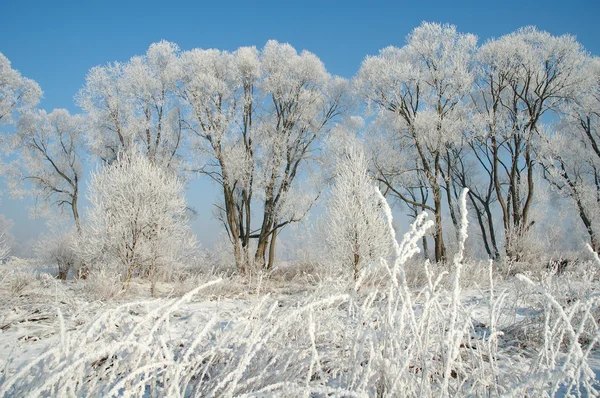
<box><xmin>0</xmin><ymin>260</ymin><xmax>599</xmax><ymax>396</ymax></box>
<box><xmin>0</xmin><ymin>208</ymin><xmax>600</xmax><ymax>397</ymax></box>
<box><xmin>0</xmin><ymin>194</ymin><xmax>599</xmax><ymax>396</ymax></box>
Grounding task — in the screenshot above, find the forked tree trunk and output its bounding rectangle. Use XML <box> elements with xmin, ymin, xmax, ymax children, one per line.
<box><xmin>223</xmin><ymin>182</ymin><xmax>245</xmax><ymax>274</ymax></box>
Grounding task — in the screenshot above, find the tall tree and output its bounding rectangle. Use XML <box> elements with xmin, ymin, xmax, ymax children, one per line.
<box><xmin>356</xmin><ymin>22</ymin><xmax>476</xmax><ymax>262</ymax></box>
<box><xmin>252</xmin><ymin>41</ymin><xmax>348</xmax><ymax>269</ymax></box>
<box><xmin>77</xmin><ymin>41</ymin><xmax>184</xmax><ymax>169</ymax></box>
<box><xmin>178</xmin><ymin>46</ymin><xmax>260</xmax><ymax>273</ymax></box>
<box><xmin>179</xmin><ymin>41</ymin><xmax>347</xmax><ymax>272</ymax></box>
<box><xmin>473</xmin><ymin>27</ymin><xmax>587</xmax><ymax>258</ymax></box>
<box><xmin>5</xmin><ymin>109</ymin><xmax>85</xmax><ymax>231</ymax></box>
<box><xmin>539</xmin><ymin>57</ymin><xmax>600</xmax><ymax>251</ymax></box>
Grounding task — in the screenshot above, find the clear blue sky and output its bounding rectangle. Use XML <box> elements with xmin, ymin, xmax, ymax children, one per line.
<box><xmin>1</xmin><ymin>0</ymin><xmax>599</xmax><ymax>248</ymax></box>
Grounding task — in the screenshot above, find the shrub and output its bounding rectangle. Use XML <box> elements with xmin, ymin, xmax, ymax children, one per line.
<box><xmin>35</xmin><ymin>230</ymin><xmax>80</xmax><ymax>280</ymax></box>
<box><xmin>77</xmin><ymin>150</ymin><xmax>197</xmax><ymax>287</ymax></box>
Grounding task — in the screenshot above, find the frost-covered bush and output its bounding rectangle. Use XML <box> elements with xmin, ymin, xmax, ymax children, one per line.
<box><xmin>83</xmin><ymin>269</ymin><xmax>126</xmax><ymax>301</ymax></box>
<box><xmin>35</xmin><ymin>229</ymin><xmax>80</xmax><ymax>280</ymax></box>
<box><xmin>5</xmin><ymin>271</ymin><xmax>36</xmax><ymax>295</ymax></box>
<box><xmin>204</xmin><ymin>232</ymin><xmax>242</xmax><ymax>274</ymax></box>
<box><xmin>77</xmin><ymin>150</ymin><xmax>197</xmax><ymax>285</ymax></box>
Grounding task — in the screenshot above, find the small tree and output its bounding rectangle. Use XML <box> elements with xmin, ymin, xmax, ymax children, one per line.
<box><xmin>35</xmin><ymin>229</ymin><xmax>79</xmax><ymax>279</ymax></box>
<box><xmin>78</xmin><ymin>150</ymin><xmax>196</xmax><ymax>287</ymax></box>
<box><xmin>323</xmin><ymin>134</ymin><xmax>391</xmax><ymax>280</ymax></box>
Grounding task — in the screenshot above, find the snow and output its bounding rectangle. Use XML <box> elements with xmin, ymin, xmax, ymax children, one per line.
<box><xmin>0</xmin><ymin>258</ymin><xmax>598</xmax><ymax>396</ymax></box>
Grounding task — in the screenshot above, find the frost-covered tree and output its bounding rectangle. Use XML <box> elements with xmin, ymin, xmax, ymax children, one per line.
<box><xmin>540</xmin><ymin>57</ymin><xmax>600</xmax><ymax>252</ymax></box>
<box><xmin>4</xmin><ymin>109</ymin><xmax>85</xmax><ymax>230</ymax></box>
<box><xmin>178</xmin><ymin>45</ymin><xmax>259</xmax><ymax>273</ymax></box>
<box><xmin>0</xmin><ymin>52</ymin><xmax>41</xmax><ymax>125</ymax></box>
<box><xmin>356</xmin><ymin>22</ymin><xmax>476</xmax><ymax>262</ymax></box>
<box><xmin>0</xmin><ymin>52</ymin><xmax>42</xmax><ymax>182</ymax></box>
<box><xmin>77</xmin><ymin>41</ymin><xmax>184</xmax><ymax>169</ymax></box>
<box><xmin>473</xmin><ymin>27</ymin><xmax>588</xmax><ymax>259</ymax></box>
<box><xmin>179</xmin><ymin>41</ymin><xmax>347</xmax><ymax>272</ymax></box>
<box><xmin>253</xmin><ymin>41</ymin><xmax>348</xmax><ymax>269</ymax></box>
<box><xmin>323</xmin><ymin>131</ymin><xmax>391</xmax><ymax>280</ymax></box>
<box><xmin>449</xmin><ymin>139</ymin><xmax>501</xmax><ymax>260</ymax></box>
<box><xmin>78</xmin><ymin>149</ymin><xmax>196</xmax><ymax>283</ymax></box>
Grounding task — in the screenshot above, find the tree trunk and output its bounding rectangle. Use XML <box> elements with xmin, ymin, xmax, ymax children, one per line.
<box><xmin>72</xmin><ymin>193</ymin><xmax>80</xmax><ymax>234</ymax></box>
<box><xmin>491</xmin><ymin>135</ymin><xmax>513</xmax><ymax>258</ymax></box>
<box><xmin>223</xmin><ymin>184</ymin><xmax>245</xmax><ymax>273</ymax></box>
<box><xmin>576</xmin><ymin>197</ymin><xmax>599</xmax><ymax>253</ymax></box>
<box><xmin>432</xmin><ymin>183</ymin><xmax>446</xmax><ymax>262</ymax></box>
<box><xmin>469</xmin><ymin>193</ymin><xmax>492</xmax><ymax>259</ymax></box>
<box><xmin>267</xmin><ymin>226</ymin><xmax>278</xmax><ymax>271</ymax></box>
<box><xmin>353</xmin><ymin>226</ymin><xmax>360</xmax><ymax>280</ymax></box>
<box><xmin>254</xmin><ymin>223</ymin><xmax>270</xmax><ymax>269</ymax></box>
<box><xmin>255</xmin><ymin>181</ymin><xmax>276</xmax><ymax>268</ymax></box>
<box><xmin>484</xmin><ymin>203</ymin><xmax>500</xmax><ymax>260</ymax></box>
<box><xmin>422</xmin><ymin>235</ymin><xmax>429</xmax><ymax>260</ymax></box>
<box><xmin>445</xmin><ymin>184</ymin><xmax>459</xmax><ymax>242</ymax></box>
<box><xmin>443</xmin><ymin>150</ymin><xmax>460</xmax><ymax>241</ymax></box>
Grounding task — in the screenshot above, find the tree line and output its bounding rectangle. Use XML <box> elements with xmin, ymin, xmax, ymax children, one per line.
<box><xmin>1</xmin><ymin>22</ymin><xmax>599</xmax><ymax>279</ymax></box>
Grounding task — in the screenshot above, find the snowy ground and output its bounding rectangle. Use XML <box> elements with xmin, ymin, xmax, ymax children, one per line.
<box><xmin>0</xmin><ymin>258</ymin><xmax>599</xmax><ymax>396</ymax></box>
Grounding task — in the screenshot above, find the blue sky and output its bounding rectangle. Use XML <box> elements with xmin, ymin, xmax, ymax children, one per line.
<box><xmin>1</xmin><ymin>0</ymin><xmax>600</xmax><ymax>248</ymax></box>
